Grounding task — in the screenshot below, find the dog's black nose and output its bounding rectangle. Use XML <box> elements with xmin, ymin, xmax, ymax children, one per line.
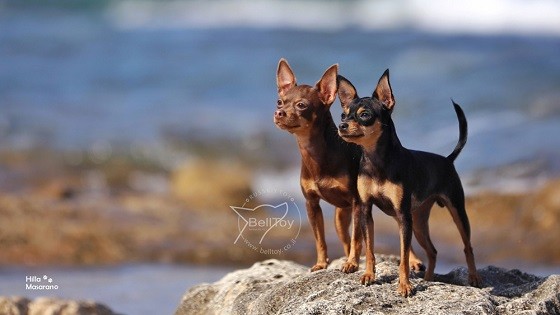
<box><xmin>274</xmin><ymin>110</ymin><xmax>286</xmax><ymax>118</ymax></box>
<box><xmin>339</xmin><ymin>122</ymin><xmax>348</xmax><ymax>131</ymax></box>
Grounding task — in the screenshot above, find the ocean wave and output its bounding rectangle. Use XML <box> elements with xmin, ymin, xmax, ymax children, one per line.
<box><xmin>107</xmin><ymin>0</ymin><xmax>560</xmax><ymax>36</ymax></box>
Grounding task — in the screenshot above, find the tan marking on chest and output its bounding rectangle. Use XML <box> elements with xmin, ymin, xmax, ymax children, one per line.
<box><xmin>383</xmin><ymin>180</ymin><xmax>403</xmax><ymax>209</ymax></box>
<box><xmin>358</xmin><ymin>175</ymin><xmax>377</xmax><ymax>203</ymax></box>
<box><xmin>358</xmin><ymin>175</ymin><xmax>403</xmax><ymax>210</ymax></box>
<box><xmin>318</xmin><ymin>175</ymin><xmax>350</xmax><ymax>191</ymax></box>
<box><xmin>302</xmin><ymin>175</ymin><xmax>351</xmax><ymax>198</ymax></box>
<box><xmin>301</xmin><ymin>176</ymin><xmax>318</xmax><ymax>194</ymax></box>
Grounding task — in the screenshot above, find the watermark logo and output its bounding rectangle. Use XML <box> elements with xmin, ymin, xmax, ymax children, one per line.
<box><xmin>231</xmin><ymin>188</ymin><xmax>301</xmax><ymax>255</ymax></box>
<box><xmin>25</xmin><ymin>274</ymin><xmax>59</xmax><ymax>291</ymax></box>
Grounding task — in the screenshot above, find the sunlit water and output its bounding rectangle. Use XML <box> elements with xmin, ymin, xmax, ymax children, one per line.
<box><xmin>0</xmin><ymin>264</ymin><xmax>235</xmax><ymax>315</ymax></box>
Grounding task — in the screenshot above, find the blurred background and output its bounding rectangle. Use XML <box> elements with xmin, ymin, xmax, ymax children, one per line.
<box><xmin>1</xmin><ymin>0</ymin><xmax>559</xmax><ymax>314</ymax></box>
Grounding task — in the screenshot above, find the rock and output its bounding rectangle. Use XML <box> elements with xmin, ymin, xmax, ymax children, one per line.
<box><xmin>0</xmin><ymin>297</ymin><xmax>29</xmax><ymax>315</ymax></box>
<box><xmin>0</xmin><ymin>296</ymin><xmax>114</xmax><ymax>315</ymax></box>
<box><xmin>175</xmin><ymin>255</ymin><xmax>560</xmax><ymax>315</ymax></box>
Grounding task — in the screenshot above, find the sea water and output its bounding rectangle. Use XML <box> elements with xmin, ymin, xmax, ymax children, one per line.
<box><xmin>1</xmin><ymin>1</ymin><xmax>559</xmax><ymax>183</ymax></box>
<box><xmin>0</xmin><ymin>264</ymin><xmax>235</xmax><ymax>315</ymax></box>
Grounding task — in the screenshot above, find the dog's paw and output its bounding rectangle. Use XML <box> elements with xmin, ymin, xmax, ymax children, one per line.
<box><xmin>409</xmin><ymin>258</ymin><xmax>425</xmax><ymax>272</ymax></box>
<box><xmin>360</xmin><ymin>272</ymin><xmax>375</xmax><ymax>285</ymax></box>
<box><xmin>423</xmin><ymin>270</ymin><xmax>434</xmax><ymax>281</ymax></box>
<box><xmin>310</xmin><ymin>262</ymin><xmax>328</xmax><ymax>272</ymax></box>
<box><xmin>398</xmin><ymin>281</ymin><xmax>413</xmax><ymax>297</ymax></box>
<box><xmin>340</xmin><ymin>261</ymin><xmax>358</xmax><ymax>274</ymax></box>
<box><xmin>468</xmin><ymin>272</ymin><xmax>482</xmax><ymax>287</ymax></box>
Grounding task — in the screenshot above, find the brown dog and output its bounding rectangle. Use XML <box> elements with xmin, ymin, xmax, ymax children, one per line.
<box><xmin>337</xmin><ymin>70</ymin><xmax>481</xmax><ymax>296</ymax></box>
<box><xmin>274</xmin><ymin>59</ymin><xmax>424</xmax><ymax>273</ymax></box>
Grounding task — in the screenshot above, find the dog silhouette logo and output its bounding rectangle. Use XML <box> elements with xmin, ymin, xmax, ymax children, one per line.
<box><xmin>230</xmin><ymin>188</ymin><xmax>301</xmax><ymax>255</ymax></box>
<box><xmin>231</xmin><ymin>202</ymin><xmax>295</xmax><ymax>244</ymax></box>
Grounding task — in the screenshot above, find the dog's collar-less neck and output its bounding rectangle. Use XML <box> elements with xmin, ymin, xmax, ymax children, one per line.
<box><xmin>362</xmin><ymin>120</ymin><xmax>401</xmax><ymax>168</ymax></box>
<box><xmin>296</xmin><ymin>113</ymin><xmax>339</xmax><ymax>176</ymax></box>
<box><xmin>296</xmin><ymin>108</ymin><xmax>335</xmax><ymax>145</ymax></box>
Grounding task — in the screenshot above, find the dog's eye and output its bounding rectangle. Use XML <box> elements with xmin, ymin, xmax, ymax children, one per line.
<box><xmin>341</xmin><ymin>113</ymin><xmax>347</xmax><ymax>120</ymax></box>
<box><xmin>360</xmin><ymin>112</ymin><xmax>371</xmax><ymax>119</ymax></box>
<box><xmin>295</xmin><ymin>102</ymin><xmax>307</xmax><ymax>110</ymax></box>
<box><xmin>276</xmin><ymin>99</ymin><xmax>282</xmax><ymax>108</ymax></box>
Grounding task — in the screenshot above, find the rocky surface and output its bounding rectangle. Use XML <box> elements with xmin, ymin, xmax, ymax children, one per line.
<box><xmin>0</xmin><ymin>296</ymin><xmax>115</xmax><ymax>315</ymax></box>
<box><xmin>176</xmin><ymin>255</ymin><xmax>560</xmax><ymax>315</ymax></box>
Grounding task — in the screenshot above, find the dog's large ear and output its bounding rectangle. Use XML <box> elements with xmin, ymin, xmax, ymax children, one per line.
<box><xmin>315</xmin><ymin>64</ymin><xmax>338</xmax><ymax>106</ymax></box>
<box><xmin>337</xmin><ymin>75</ymin><xmax>358</xmax><ymax>110</ymax></box>
<box><xmin>315</xmin><ymin>64</ymin><xmax>338</xmax><ymax>105</ymax></box>
<box><xmin>277</xmin><ymin>58</ymin><xmax>297</xmax><ymax>96</ymax></box>
<box><xmin>372</xmin><ymin>69</ymin><xmax>395</xmax><ymax>111</ymax></box>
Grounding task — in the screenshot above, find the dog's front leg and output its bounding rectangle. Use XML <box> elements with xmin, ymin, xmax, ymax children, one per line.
<box><xmin>341</xmin><ymin>201</ymin><xmax>362</xmax><ymax>273</ymax></box>
<box><xmin>305</xmin><ymin>196</ymin><xmax>329</xmax><ymax>271</ymax></box>
<box><xmin>396</xmin><ymin>197</ymin><xmax>414</xmax><ymax>297</ymax></box>
<box><xmin>360</xmin><ymin>200</ymin><xmax>376</xmax><ymax>284</ymax></box>
<box><xmin>334</xmin><ymin>206</ymin><xmax>352</xmax><ymax>257</ymax></box>
<box><xmin>391</xmin><ymin>215</ymin><xmax>424</xmax><ymax>271</ymax></box>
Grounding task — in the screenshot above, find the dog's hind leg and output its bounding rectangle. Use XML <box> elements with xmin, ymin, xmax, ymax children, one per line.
<box><xmin>442</xmin><ymin>190</ymin><xmax>482</xmax><ymax>287</ymax></box>
<box><xmin>412</xmin><ymin>201</ymin><xmax>437</xmax><ymax>281</ymax></box>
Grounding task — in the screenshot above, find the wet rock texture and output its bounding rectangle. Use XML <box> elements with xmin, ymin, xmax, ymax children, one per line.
<box><xmin>176</xmin><ymin>255</ymin><xmax>560</xmax><ymax>315</ymax></box>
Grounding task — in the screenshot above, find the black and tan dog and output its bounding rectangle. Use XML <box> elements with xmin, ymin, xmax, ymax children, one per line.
<box><xmin>337</xmin><ymin>70</ymin><xmax>481</xmax><ymax>296</ymax></box>
<box><xmin>274</xmin><ymin>59</ymin><xmax>424</xmax><ymax>273</ymax></box>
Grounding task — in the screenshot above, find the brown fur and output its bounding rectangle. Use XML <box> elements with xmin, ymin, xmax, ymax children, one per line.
<box><xmin>275</xmin><ymin>58</ymin><xmax>362</xmax><ymax>272</ymax></box>
<box><xmin>274</xmin><ymin>59</ymin><xmax>424</xmax><ymax>273</ymax></box>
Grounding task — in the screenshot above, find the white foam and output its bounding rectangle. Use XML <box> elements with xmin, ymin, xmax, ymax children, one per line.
<box><xmin>405</xmin><ymin>0</ymin><xmax>560</xmax><ymax>36</ymax></box>
<box><xmin>252</xmin><ymin>168</ymin><xmax>304</xmax><ymax>204</ymax></box>
<box><xmin>107</xmin><ymin>0</ymin><xmax>560</xmax><ymax>36</ymax></box>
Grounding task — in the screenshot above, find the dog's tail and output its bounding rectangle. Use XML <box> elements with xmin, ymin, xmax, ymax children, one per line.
<box><xmin>446</xmin><ymin>100</ymin><xmax>468</xmax><ymax>162</ymax></box>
